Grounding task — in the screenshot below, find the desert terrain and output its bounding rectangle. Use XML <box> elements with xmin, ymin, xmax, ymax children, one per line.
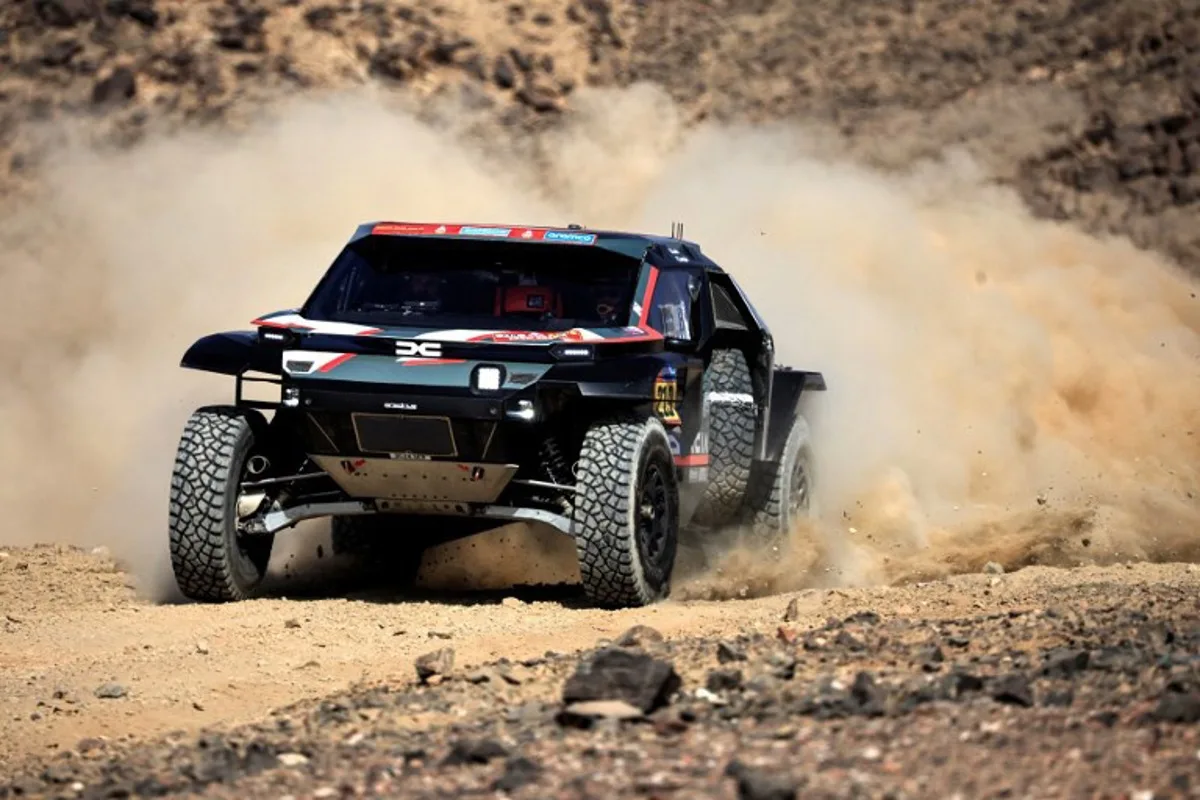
<box><xmin>1</xmin><ymin>0</ymin><xmax>1199</xmax><ymax>797</ymax></box>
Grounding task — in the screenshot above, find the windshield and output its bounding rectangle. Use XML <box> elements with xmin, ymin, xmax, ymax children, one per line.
<box><xmin>303</xmin><ymin>236</ymin><xmax>643</xmax><ymax>330</ymax></box>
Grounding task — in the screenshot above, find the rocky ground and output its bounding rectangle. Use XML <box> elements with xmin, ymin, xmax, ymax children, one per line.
<box><xmin>2</xmin><ymin>554</ymin><xmax>1198</xmax><ymax>799</ymax></box>
<box><xmin>3</xmin><ymin>0</ymin><xmax>1200</xmax><ymax>797</ymax></box>
<box><xmin>1</xmin><ymin>0</ymin><xmax>1199</xmax><ymax>266</ymax></box>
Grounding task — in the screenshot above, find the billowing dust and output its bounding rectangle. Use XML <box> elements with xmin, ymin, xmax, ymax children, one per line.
<box><xmin>1</xmin><ymin>83</ymin><xmax>1198</xmax><ymax>603</ymax></box>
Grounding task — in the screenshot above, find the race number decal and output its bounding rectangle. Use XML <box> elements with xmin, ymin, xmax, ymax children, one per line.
<box><xmin>653</xmin><ymin>365</ymin><xmax>682</xmax><ymax>426</ymax></box>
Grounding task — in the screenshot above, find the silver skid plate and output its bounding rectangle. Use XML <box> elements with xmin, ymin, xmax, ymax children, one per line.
<box><xmin>309</xmin><ymin>455</ymin><xmax>518</xmax><ymax>504</ymax></box>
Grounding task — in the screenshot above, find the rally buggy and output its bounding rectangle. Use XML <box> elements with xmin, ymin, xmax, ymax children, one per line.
<box><xmin>169</xmin><ymin>221</ymin><xmax>826</xmax><ymax>608</ymax></box>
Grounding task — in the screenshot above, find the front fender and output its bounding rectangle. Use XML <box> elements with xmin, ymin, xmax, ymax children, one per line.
<box><xmin>181</xmin><ymin>331</ymin><xmax>282</xmax><ymax>376</ymax></box>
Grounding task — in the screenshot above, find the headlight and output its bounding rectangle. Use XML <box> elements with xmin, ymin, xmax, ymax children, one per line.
<box><xmin>473</xmin><ymin>364</ymin><xmax>505</xmax><ymax>392</ymax></box>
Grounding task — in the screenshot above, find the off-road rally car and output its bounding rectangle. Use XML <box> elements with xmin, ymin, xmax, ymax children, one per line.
<box><xmin>170</xmin><ymin>221</ymin><xmax>826</xmax><ymax>608</ymax></box>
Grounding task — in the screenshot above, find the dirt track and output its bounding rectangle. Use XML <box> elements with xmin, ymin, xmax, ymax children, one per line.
<box><xmin>3</xmin><ymin>0</ymin><xmax>1200</xmax><ymax>795</ymax></box>
<box><xmin>3</xmin><ymin>546</ymin><xmax>1198</xmax><ymax>797</ymax></box>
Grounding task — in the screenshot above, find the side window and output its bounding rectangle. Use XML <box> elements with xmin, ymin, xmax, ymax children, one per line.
<box><xmin>709</xmin><ymin>277</ymin><xmax>751</xmax><ymax>331</ymax></box>
<box><xmin>647</xmin><ymin>269</ymin><xmax>702</xmax><ymax>341</ymax></box>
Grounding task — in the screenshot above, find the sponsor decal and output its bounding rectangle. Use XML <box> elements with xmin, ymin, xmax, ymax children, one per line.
<box><xmin>544</xmin><ymin>230</ymin><xmax>597</xmax><ymax>244</ymax></box>
<box><xmin>484</xmin><ymin>329</ymin><xmax>586</xmax><ymax>343</ymax></box>
<box><xmin>384</xmin><ymin>401</ymin><xmax>418</xmax><ymax>411</ymax></box>
<box><xmin>394</xmin><ymin>340</ymin><xmax>444</xmax><ymax>358</ymax></box>
<box><xmin>339</xmin><ymin>458</ymin><xmax>367</xmax><ymax>474</ymax></box>
<box><xmin>435</xmin><ymin>225</ymin><xmax>448</xmax><ymax>233</ymax></box>
<box><xmin>389</xmin><ymin>452</ymin><xmax>432</xmax><ymax>461</ymax></box>
<box><xmin>667</xmin><ymin>429</ymin><xmax>682</xmax><ymax>456</ymax></box>
<box><xmin>653</xmin><ymin>365</ymin><xmax>682</xmax><ymax>426</ymax></box>
<box><xmin>460</xmin><ymin>226</ymin><xmax>512</xmax><ymax>237</ymax></box>
<box><xmin>470</xmin><ymin>466</ymin><xmax>486</xmax><ymax>481</ymax></box>
<box><xmin>509</xmin><ymin>372</ymin><xmax>538</xmax><ymax>385</ymax></box>
<box><xmin>372</xmin><ymin>223</ymin><xmax>435</xmax><ymax>235</ymax></box>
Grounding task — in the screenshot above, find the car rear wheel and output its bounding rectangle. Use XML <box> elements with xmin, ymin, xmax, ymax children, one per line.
<box><xmin>573</xmin><ymin>415</ymin><xmax>680</xmax><ymax>608</ymax></box>
<box><xmin>169</xmin><ymin>406</ymin><xmax>275</xmax><ymax>602</ymax></box>
<box><xmin>690</xmin><ymin>347</ymin><xmax>757</xmax><ymax>529</ymax></box>
<box><xmin>740</xmin><ymin>412</ymin><xmax>817</xmax><ymax>555</ymax></box>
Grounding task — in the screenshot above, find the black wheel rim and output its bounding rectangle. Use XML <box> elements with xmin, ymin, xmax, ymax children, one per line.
<box><xmin>636</xmin><ymin>459</ymin><xmax>674</xmax><ymax>578</ymax></box>
<box><xmin>788</xmin><ymin>453</ymin><xmax>810</xmax><ymax>517</ymax></box>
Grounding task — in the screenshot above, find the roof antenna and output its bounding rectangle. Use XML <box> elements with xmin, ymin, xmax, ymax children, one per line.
<box><xmin>670</xmin><ymin>221</ymin><xmax>684</xmax><ymax>239</ymax></box>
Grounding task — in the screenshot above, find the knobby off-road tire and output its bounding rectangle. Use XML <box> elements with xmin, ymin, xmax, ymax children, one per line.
<box><xmin>574</xmin><ymin>415</ymin><xmax>680</xmax><ymax>608</ymax></box>
<box><xmin>690</xmin><ymin>347</ymin><xmax>757</xmax><ymax>529</ymax></box>
<box><xmin>740</xmin><ymin>412</ymin><xmax>817</xmax><ymax>554</ymax></box>
<box><xmin>169</xmin><ymin>406</ymin><xmax>274</xmax><ymax>602</ymax></box>
<box><xmin>330</xmin><ymin>515</ymin><xmax>426</xmax><ymax>589</ymax></box>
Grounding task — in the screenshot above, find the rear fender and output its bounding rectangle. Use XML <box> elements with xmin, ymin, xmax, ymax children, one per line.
<box><xmin>181</xmin><ymin>331</ymin><xmax>283</xmax><ymax>376</ymax></box>
<box><xmin>760</xmin><ymin>367</ymin><xmax>826</xmax><ymax>462</ymax></box>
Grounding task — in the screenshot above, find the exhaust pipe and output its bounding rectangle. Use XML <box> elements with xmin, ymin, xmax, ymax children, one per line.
<box><xmin>246</xmin><ymin>455</ymin><xmax>270</xmax><ymax>476</ymax></box>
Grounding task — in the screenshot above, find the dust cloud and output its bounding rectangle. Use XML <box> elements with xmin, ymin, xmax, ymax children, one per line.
<box><xmin>1</xmin><ymin>82</ymin><xmax>1198</xmax><ymax>603</ymax></box>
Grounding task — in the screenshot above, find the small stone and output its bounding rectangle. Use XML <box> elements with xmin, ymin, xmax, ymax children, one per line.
<box><xmin>277</xmin><ymin>752</ymin><xmax>309</xmax><ymax>767</ymax></box>
<box><xmin>991</xmin><ymin>674</ymin><xmax>1034</xmax><ymax>707</ymax></box>
<box><xmin>415</xmin><ymin>647</ymin><xmax>455</xmax><ymax>684</ymax></box>
<box><xmin>861</xmin><ymin>745</ymin><xmax>882</xmax><ymax>761</ymax></box>
<box><xmin>427</xmin><ymin>630</ymin><xmax>453</xmax><ymax>640</ymax></box>
<box><xmin>983</xmin><ymin>562</ymin><xmax>1005</xmax><ymax>575</ymax></box>
<box><xmin>561</xmin><ymin>648</ymin><xmax>681</xmax><ymax>713</ymax></box>
<box><xmin>614</xmin><ymin>625</ymin><xmax>664</xmax><ymax>648</ymax></box>
<box><xmin>783</xmin><ymin>598</ymin><xmax>800</xmax><ymax>622</ymax></box>
<box><xmin>195</xmin><ymin>640</ymin><xmax>210</xmax><ymax>655</ymax></box>
<box><xmin>493</xmin><ymin>756</ymin><xmax>542</xmax><ymax>792</ymax></box>
<box><xmin>717</xmin><ymin>642</ymin><xmax>746</xmax><ymax>663</ymax></box>
<box><xmin>706</xmin><ymin>669</ymin><xmax>743</xmax><ymax>692</ymax></box>
<box><xmin>284</xmin><ymin>619</ymin><xmax>301</xmax><ymax>629</ymax></box>
<box><xmin>91</xmin><ymin>67</ymin><xmax>137</xmax><ymax>106</ymax></box>
<box><xmin>94</xmin><ymin>683</ymin><xmax>126</xmax><ymax>699</ymax></box>
<box><xmin>441</xmin><ymin>738</ymin><xmax>509</xmax><ymax>766</ymax></box>
<box><xmin>500</xmin><ymin>597</ymin><xmax>523</xmax><ymax>608</ymax></box>
<box><xmin>724</xmin><ymin>759</ymin><xmax>798</xmax><ymax>800</ymax></box>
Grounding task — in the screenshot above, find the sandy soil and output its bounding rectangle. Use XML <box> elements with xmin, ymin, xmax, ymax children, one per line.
<box><xmin>2</xmin><ymin>548</ymin><xmax>1197</xmax><ymax>796</ymax></box>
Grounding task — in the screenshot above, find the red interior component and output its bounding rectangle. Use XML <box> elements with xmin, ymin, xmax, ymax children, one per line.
<box><xmin>495</xmin><ymin>285</ymin><xmax>562</xmax><ymax>316</ymax></box>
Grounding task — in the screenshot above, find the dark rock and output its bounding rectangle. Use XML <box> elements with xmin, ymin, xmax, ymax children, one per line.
<box><xmin>36</xmin><ymin>0</ymin><xmax>97</xmax><ymax>28</ymax></box>
<box><xmin>991</xmin><ymin>674</ymin><xmax>1034</xmax><ymax>707</ymax></box>
<box><xmin>849</xmin><ymin>671</ymin><xmax>887</xmax><ymax>714</ymax></box>
<box><xmin>106</xmin><ymin>0</ymin><xmax>158</xmax><ymax>27</ymax></box>
<box><xmin>835</xmin><ymin>630</ymin><xmax>866</xmax><ymax>651</ymax></box>
<box><xmin>304</xmin><ymin>5</ymin><xmax>337</xmax><ymax>31</ymax></box>
<box><xmin>724</xmin><ymin>759</ymin><xmax>799</xmax><ymax>800</ymax></box>
<box><xmin>493</xmin><ymin>756</ymin><xmax>541</xmax><ymax>792</ymax></box>
<box><xmin>431</xmin><ymin>37</ymin><xmax>474</xmax><ymax>64</ymax></box>
<box><xmin>91</xmin><ymin>66</ymin><xmax>137</xmax><ymax>106</ymax></box>
<box><xmin>369</xmin><ymin>45</ymin><xmax>414</xmax><ymax>82</ymax></box>
<box><xmin>41</xmin><ymin>39</ymin><xmax>83</xmax><ymax>67</ymax></box>
<box><xmin>717</xmin><ymin>642</ymin><xmax>747</xmax><ymax>663</ymax></box>
<box><xmin>493</xmin><ymin>55</ymin><xmax>516</xmax><ymax>89</ymax></box>
<box><xmin>614</xmin><ymin>624</ymin><xmax>664</xmax><ymax>648</ymax></box>
<box><xmin>561</xmin><ymin>647</ymin><xmax>682</xmax><ymax>714</ymax></box>
<box><xmin>1041</xmin><ymin>648</ymin><xmax>1090</xmax><ymax>678</ymax></box>
<box><xmin>1149</xmin><ymin>689</ymin><xmax>1200</xmax><ymax>723</ymax></box>
<box><xmin>442</xmin><ymin>738</ymin><xmax>509</xmax><ymax>766</ymax></box>
<box><xmin>93</xmin><ymin>682</ymin><xmax>127</xmax><ymax>699</ymax></box>
<box><xmin>414</xmin><ymin>647</ymin><xmax>454</xmax><ymax>683</ymax></box>
<box><xmin>706</xmin><ymin>669</ymin><xmax>743</xmax><ymax>692</ymax></box>
<box><xmin>509</xmin><ymin>47</ymin><xmax>533</xmax><ymax>72</ymax></box>
<box><xmin>766</xmin><ymin>651</ymin><xmax>797</xmax><ymax>680</ymax></box>
<box><xmin>947</xmin><ymin>635</ymin><xmax>971</xmax><ymax>648</ymax></box>
<box><xmin>844</xmin><ymin>610</ymin><xmax>880</xmax><ymax>625</ymax></box>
